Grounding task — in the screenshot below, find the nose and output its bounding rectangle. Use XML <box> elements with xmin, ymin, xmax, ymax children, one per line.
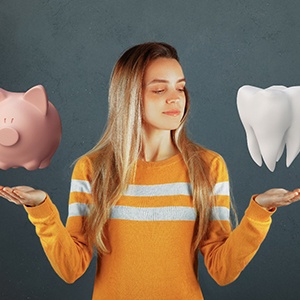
<box><xmin>166</xmin><ymin>88</ymin><xmax>183</xmax><ymax>104</ymax></box>
<box><xmin>0</xmin><ymin>128</ymin><xmax>19</xmax><ymax>146</ymax></box>
<box><xmin>166</xmin><ymin>91</ymin><xmax>181</xmax><ymax>104</ymax></box>
<box><xmin>166</xmin><ymin>98</ymin><xmax>180</xmax><ymax>104</ymax></box>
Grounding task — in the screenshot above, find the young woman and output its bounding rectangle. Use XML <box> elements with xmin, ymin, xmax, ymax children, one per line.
<box><xmin>1</xmin><ymin>42</ymin><xmax>300</xmax><ymax>300</ymax></box>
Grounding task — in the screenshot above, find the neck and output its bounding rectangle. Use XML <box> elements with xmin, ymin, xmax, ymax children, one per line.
<box><xmin>140</xmin><ymin>127</ymin><xmax>178</xmax><ymax>162</ymax></box>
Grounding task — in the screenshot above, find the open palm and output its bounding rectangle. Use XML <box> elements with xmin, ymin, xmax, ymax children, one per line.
<box><xmin>0</xmin><ymin>185</ymin><xmax>46</xmax><ymax>207</ymax></box>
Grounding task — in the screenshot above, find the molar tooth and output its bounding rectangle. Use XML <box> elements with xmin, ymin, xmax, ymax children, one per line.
<box><xmin>237</xmin><ymin>85</ymin><xmax>292</xmax><ymax>172</ymax></box>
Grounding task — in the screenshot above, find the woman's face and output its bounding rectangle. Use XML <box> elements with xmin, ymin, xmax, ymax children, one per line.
<box><xmin>142</xmin><ymin>58</ymin><xmax>186</xmax><ymax>132</ymax></box>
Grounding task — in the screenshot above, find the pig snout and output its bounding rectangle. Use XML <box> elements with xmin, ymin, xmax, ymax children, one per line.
<box><xmin>0</xmin><ymin>127</ymin><xmax>19</xmax><ymax>146</ymax></box>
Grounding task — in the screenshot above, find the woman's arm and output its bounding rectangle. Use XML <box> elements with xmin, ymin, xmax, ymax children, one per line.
<box><xmin>199</xmin><ymin>155</ymin><xmax>300</xmax><ymax>286</ymax></box>
<box><xmin>0</xmin><ymin>156</ymin><xmax>94</xmax><ymax>283</ymax></box>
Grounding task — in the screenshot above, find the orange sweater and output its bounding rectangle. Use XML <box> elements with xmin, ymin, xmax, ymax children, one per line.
<box><xmin>25</xmin><ymin>150</ymin><xmax>275</xmax><ymax>299</ymax></box>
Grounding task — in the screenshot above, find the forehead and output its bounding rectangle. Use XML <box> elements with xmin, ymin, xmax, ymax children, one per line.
<box><xmin>143</xmin><ymin>58</ymin><xmax>184</xmax><ymax>83</ymax></box>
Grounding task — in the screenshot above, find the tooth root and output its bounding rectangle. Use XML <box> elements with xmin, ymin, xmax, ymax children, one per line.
<box><xmin>276</xmin><ymin>138</ymin><xmax>286</xmax><ymax>162</ymax></box>
<box><xmin>284</xmin><ymin>86</ymin><xmax>300</xmax><ymax>167</ymax></box>
<box><xmin>245</xmin><ymin>126</ymin><xmax>262</xmax><ymax>167</ymax></box>
<box><xmin>237</xmin><ymin>85</ymin><xmax>292</xmax><ymax>172</ymax></box>
<box><xmin>256</xmin><ymin>134</ymin><xmax>284</xmax><ymax>172</ymax></box>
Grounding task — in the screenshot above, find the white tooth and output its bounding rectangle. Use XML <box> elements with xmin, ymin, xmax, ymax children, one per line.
<box><xmin>237</xmin><ymin>85</ymin><xmax>292</xmax><ymax>172</ymax></box>
<box><xmin>283</xmin><ymin>86</ymin><xmax>300</xmax><ymax>167</ymax></box>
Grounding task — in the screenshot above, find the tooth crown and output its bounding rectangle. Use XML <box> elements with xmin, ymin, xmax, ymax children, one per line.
<box><xmin>237</xmin><ymin>85</ymin><xmax>300</xmax><ymax>172</ymax></box>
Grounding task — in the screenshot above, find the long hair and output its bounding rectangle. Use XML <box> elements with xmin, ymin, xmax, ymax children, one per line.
<box><xmin>84</xmin><ymin>42</ymin><xmax>234</xmax><ymax>254</ymax></box>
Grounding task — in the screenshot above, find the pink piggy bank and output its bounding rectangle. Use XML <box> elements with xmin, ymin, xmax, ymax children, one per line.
<box><xmin>0</xmin><ymin>85</ymin><xmax>62</xmax><ymax>170</ymax></box>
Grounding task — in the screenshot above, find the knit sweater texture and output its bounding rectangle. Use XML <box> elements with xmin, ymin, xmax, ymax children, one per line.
<box><xmin>25</xmin><ymin>150</ymin><xmax>275</xmax><ymax>299</ymax></box>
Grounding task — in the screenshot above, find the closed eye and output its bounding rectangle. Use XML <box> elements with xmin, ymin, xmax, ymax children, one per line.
<box><xmin>153</xmin><ymin>90</ymin><xmax>165</xmax><ymax>94</ymax></box>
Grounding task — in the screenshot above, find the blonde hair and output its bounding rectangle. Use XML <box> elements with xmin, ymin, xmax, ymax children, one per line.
<box><xmin>84</xmin><ymin>42</ymin><xmax>236</xmax><ymax>255</ymax></box>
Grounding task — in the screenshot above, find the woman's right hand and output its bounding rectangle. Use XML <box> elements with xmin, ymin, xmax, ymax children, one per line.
<box><xmin>0</xmin><ymin>186</ymin><xmax>46</xmax><ymax>207</ymax></box>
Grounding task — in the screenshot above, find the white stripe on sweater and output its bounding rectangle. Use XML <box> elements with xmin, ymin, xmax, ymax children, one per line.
<box><xmin>70</xmin><ymin>180</ymin><xmax>229</xmax><ymax>197</ymax></box>
<box><xmin>68</xmin><ymin>203</ymin><xmax>229</xmax><ymax>222</ymax></box>
<box><xmin>70</xmin><ymin>179</ymin><xmax>91</xmax><ymax>194</ymax></box>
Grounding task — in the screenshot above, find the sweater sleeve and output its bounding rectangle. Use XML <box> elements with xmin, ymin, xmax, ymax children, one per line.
<box><xmin>199</xmin><ymin>154</ymin><xmax>275</xmax><ymax>286</ymax></box>
<box><xmin>24</xmin><ymin>156</ymin><xmax>94</xmax><ymax>283</ymax></box>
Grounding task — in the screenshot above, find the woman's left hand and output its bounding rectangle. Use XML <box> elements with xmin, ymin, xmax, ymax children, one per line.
<box><xmin>255</xmin><ymin>188</ymin><xmax>300</xmax><ymax>210</ymax></box>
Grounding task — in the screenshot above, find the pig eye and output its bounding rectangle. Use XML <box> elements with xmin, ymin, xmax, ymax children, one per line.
<box><xmin>11</xmin><ymin>118</ymin><xmax>14</xmax><ymax>123</ymax></box>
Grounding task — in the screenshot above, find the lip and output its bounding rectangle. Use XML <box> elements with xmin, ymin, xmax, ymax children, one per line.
<box><xmin>162</xmin><ymin>110</ymin><xmax>181</xmax><ymax>117</ymax></box>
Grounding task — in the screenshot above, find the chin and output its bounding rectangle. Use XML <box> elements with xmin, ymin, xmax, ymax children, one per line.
<box><xmin>164</xmin><ymin>124</ymin><xmax>181</xmax><ymax>131</ymax></box>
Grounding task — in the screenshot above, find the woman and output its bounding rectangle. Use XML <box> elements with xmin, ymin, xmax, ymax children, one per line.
<box><xmin>1</xmin><ymin>42</ymin><xmax>299</xmax><ymax>300</ymax></box>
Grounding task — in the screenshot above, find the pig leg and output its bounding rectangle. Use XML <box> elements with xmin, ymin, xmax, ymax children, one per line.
<box><xmin>23</xmin><ymin>161</ymin><xmax>41</xmax><ymax>171</ymax></box>
<box><xmin>39</xmin><ymin>159</ymin><xmax>51</xmax><ymax>169</ymax></box>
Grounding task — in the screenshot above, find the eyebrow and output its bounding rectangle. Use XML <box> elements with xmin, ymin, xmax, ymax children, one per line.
<box><xmin>147</xmin><ymin>78</ymin><xmax>186</xmax><ymax>86</ymax></box>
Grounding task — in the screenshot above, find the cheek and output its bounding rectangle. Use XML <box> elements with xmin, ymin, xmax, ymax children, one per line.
<box><xmin>143</xmin><ymin>101</ymin><xmax>156</xmax><ymax>120</ymax></box>
<box><xmin>142</xmin><ymin>95</ymin><xmax>157</xmax><ymax>114</ymax></box>
<box><xmin>141</xmin><ymin>99</ymin><xmax>162</xmax><ymax>127</ymax></box>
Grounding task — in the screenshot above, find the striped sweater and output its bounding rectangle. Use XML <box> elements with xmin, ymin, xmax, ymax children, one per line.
<box><xmin>25</xmin><ymin>150</ymin><xmax>275</xmax><ymax>299</ymax></box>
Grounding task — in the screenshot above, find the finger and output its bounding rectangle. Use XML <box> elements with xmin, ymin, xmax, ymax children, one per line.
<box><xmin>0</xmin><ymin>191</ymin><xmax>8</xmax><ymax>199</ymax></box>
<box><xmin>0</xmin><ymin>191</ymin><xmax>23</xmax><ymax>205</ymax></box>
<box><xmin>277</xmin><ymin>191</ymin><xmax>300</xmax><ymax>206</ymax></box>
<box><xmin>8</xmin><ymin>198</ymin><xmax>23</xmax><ymax>205</ymax></box>
<box><xmin>4</xmin><ymin>187</ymin><xmax>31</xmax><ymax>204</ymax></box>
<box><xmin>2</xmin><ymin>189</ymin><xmax>23</xmax><ymax>202</ymax></box>
<box><xmin>290</xmin><ymin>197</ymin><xmax>300</xmax><ymax>204</ymax></box>
<box><xmin>1</xmin><ymin>187</ymin><xmax>16</xmax><ymax>198</ymax></box>
<box><xmin>289</xmin><ymin>191</ymin><xmax>300</xmax><ymax>202</ymax></box>
<box><xmin>12</xmin><ymin>189</ymin><xmax>28</xmax><ymax>200</ymax></box>
<box><xmin>3</xmin><ymin>187</ymin><xmax>20</xmax><ymax>198</ymax></box>
<box><xmin>292</xmin><ymin>188</ymin><xmax>300</xmax><ymax>195</ymax></box>
<box><xmin>283</xmin><ymin>190</ymin><xmax>298</xmax><ymax>199</ymax></box>
<box><xmin>0</xmin><ymin>186</ymin><xmax>8</xmax><ymax>193</ymax></box>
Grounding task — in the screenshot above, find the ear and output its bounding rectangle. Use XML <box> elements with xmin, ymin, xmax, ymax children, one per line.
<box><xmin>0</xmin><ymin>88</ymin><xmax>7</xmax><ymax>102</ymax></box>
<box><xmin>24</xmin><ymin>85</ymin><xmax>48</xmax><ymax>115</ymax></box>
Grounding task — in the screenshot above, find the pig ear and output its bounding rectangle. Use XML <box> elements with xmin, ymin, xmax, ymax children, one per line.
<box><xmin>24</xmin><ymin>85</ymin><xmax>48</xmax><ymax>115</ymax></box>
<box><xmin>0</xmin><ymin>88</ymin><xmax>7</xmax><ymax>102</ymax></box>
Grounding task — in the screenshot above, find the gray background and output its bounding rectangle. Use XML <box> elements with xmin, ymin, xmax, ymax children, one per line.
<box><xmin>1</xmin><ymin>0</ymin><xmax>300</xmax><ymax>299</ymax></box>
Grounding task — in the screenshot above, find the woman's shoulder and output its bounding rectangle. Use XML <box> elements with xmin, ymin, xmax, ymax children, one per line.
<box><xmin>75</xmin><ymin>148</ymin><xmax>110</xmax><ymax>173</ymax></box>
<box><xmin>73</xmin><ymin>151</ymin><xmax>99</xmax><ymax>175</ymax></box>
<box><xmin>197</xmin><ymin>147</ymin><xmax>229</xmax><ymax>182</ymax></box>
<box><xmin>197</xmin><ymin>146</ymin><xmax>226</xmax><ymax>166</ymax></box>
